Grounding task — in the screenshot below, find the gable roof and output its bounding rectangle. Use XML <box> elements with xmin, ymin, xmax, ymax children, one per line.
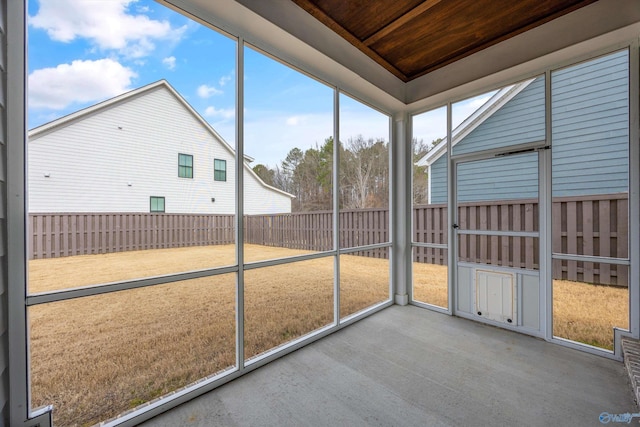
<box><xmin>416</xmin><ymin>78</ymin><xmax>535</xmax><ymax>167</ymax></box>
<box><xmin>29</xmin><ymin>80</ymin><xmax>294</xmax><ymax>200</ymax></box>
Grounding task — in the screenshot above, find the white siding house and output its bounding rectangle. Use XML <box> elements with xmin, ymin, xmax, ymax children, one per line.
<box><xmin>28</xmin><ymin>80</ymin><xmax>293</xmax><ymax>215</ymax></box>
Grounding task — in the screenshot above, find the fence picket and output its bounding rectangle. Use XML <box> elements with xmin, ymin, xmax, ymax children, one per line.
<box><xmin>617</xmin><ymin>198</ymin><xmax>629</xmax><ymax>285</ymax></box>
<box><xmin>583</xmin><ymin>201</ymin><xmax>594</xmax><ymax>283</ymax></box>
<box><xmin>599</xmin><ymin>200</ymin><xmax>611</xmax><ymax>284</ymax></box>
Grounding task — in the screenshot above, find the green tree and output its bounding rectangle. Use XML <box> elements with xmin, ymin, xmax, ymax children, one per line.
<box><xmin>252</xmin><ymin>163</ymin><xmax>275</xmax><ymax>187</ymax></box>
<box><xmin>291</xmin><ymin>138</ymin><xmax>333</xmax><ymax>211</ymax></box>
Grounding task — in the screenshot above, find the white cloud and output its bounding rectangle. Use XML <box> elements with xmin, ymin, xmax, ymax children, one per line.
<box><xmin>454</xmin><ymin>94</ymin><xmax>492</xmax><ymax>122</ymax></box>
<box><xmin>413</xmin><ymin>107</ymin><xmax>447</xmax><ymax>145</ymax></box>
<box><xmin>204</xmin><ymin>106</ymin><xmax>236</xmax><ymax>145</ymax></box>
<box><xmin>338</xmin><ymin>110</ymin><xmax>390</xmax><ymax>142</ymax></box>
<box><xmin>204</xmin><ymin>106</ymin><xmax>235</xmax><ymax>119</ymax></box>
<box><xmin>197</xmin><ymin>84</ymin><xmax>223</xmax><ymax>98</ymax></box>
<box><xmin>286</xmin><ymin>116</ymin><xmax>302</xmax><ymax>126</ymax></box>
<box><xmin>219</xmin><ymin>74</ymin><xmax>232</xmax><ymax>87</ymax></box>
<box><xmin>29</xmin><ymin>59</ymin><xmax>137</xmax><ymax>110</ymax></box>
<box><xmin>452</xmin><ymin>93</ymin><xmax>495</xmax><ymax>128</ymax></box>
<box><xmin>162</xmin><ymin>56</ymin><xmax>176</xmax><ymax>70</ymax></box>
<box><xmin>197</xmin><ymin>72</ymin><xmax>233</xmax><ymax>99</ymax></box>
<box><xmin>412</xmin><ymin>92</ymin><xmax>496</xmax><ymax>145</ymax></box>
<box><xmin>244</xmin><ymin>111</ymin><xmax>333</xmax><ymax>167</ymax></box>
<box><xmin>29</xmin><ymin>0</ymin><xmax>186</xmax><ymax>58</ymax></box>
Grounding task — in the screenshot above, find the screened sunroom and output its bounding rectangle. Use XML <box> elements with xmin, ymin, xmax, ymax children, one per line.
<box><xmin>4</xmin><ymin>0</ymin><xmax>640</xmax><ymax>426</ymax></box>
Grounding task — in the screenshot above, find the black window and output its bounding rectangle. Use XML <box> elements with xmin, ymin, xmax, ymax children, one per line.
<box><xmin>179</xmin><ymin>153</ymin><xmax>193</xmax><ymax>178</ymax></box>
<box><xmin>150</xmin><ymin>196</ymin><xmax>165</xmax><ymax>213</ymax></box>
<box><xmin>214</xmin><ymin>158</ymin><xmax>226</xmax><ymax>182</ymax></box>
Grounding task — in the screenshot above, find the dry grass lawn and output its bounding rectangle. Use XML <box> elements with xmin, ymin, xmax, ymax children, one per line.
<box><xmin>553</xmin><ymin>279</ymin><xmax>628</xmax><ymax>348</ymax></box>
<box><xmin>412</xmin><ymin>265</ymin><xmax>628</xmax><ymax>349</ymax></box>
<box><xmin>28</xmin><ymin>245</ymin><xmax>627</xmax><ymax>426</ymax></box>
<box><xmin>29</xmin><ymin>245</ymin><xmax>390</xmax><ymax>427</ymax></box>
<box><xmin>413</xmin><ymin>263</ymin><xmax>448</xmax><ymax>308</ymax></box>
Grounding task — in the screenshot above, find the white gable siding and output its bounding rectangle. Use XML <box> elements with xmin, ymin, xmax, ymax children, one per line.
<box><xmin>244</xmin><ymin>169</ymin><xmax>292</xmax><ymax>214</ymax></box>
<box><xmin>28</xmin><ymin>85</ymin><xmax>291</xmax><ymax>215</ymax></box>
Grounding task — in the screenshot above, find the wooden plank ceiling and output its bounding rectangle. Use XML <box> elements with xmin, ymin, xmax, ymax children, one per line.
<box><xmin>290</xmin><ymin>0</ymin><xmax>598</xmax><ymax>82</ymax></box>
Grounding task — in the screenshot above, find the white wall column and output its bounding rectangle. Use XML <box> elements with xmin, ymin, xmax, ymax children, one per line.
<box><xmin>6</xmin><ymin>0</ymin><xmax>52</xmax><ymax>424</ymax></box>
<box><xmin>392</xmin><ymin>112</ymin><xmax>412</xmax><ymax>305</ymax></box>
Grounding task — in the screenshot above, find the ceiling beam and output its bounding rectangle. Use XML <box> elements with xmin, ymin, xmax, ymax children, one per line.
<box><xmin>363</xmin><ymin>0</ymin><xmax>441</xmax><ymax>47</ymax></box>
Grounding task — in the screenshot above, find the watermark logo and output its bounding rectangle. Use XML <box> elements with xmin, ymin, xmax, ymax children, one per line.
<box><xmin>599</xmin><ymin>412</ymin><xmax>640</xmax><ymax>424</ymax></box>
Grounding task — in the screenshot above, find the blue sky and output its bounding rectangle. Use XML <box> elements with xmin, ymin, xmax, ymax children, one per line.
<box><xmin>27</xmin><ymin>0</ymin><xmax>487</xmax><ymax>168</ymax></box>
<box><xmin>28</xmin><ymin>1</ymin><xmax>237</xmax><ymax>143</ymax></box>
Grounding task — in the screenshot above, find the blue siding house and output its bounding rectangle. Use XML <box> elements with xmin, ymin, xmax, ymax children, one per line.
<box><xmin>418</xmin><ymin>49</ymin><xmax>629</xmax><ymax>204</ymax></box>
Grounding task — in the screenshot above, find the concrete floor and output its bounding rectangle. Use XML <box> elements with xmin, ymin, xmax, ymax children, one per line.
<box><xmin>141</xmin><ymin>305</ymin><xmax>635</xmax><ymax>427</ymax></box>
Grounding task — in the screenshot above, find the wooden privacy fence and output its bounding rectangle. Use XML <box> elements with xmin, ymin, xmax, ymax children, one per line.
<box><xmin>29</xmin><ymin>194</ymin><xmax>628</xmax><ymax>285</ymax></box>
<box><xmin>244</xmin><ymin>211</ymin><xmax>333</xmax><ymax>251</ymax></box>
<box><xmin>413</xmin><ymin>193</ymin><xmax>628</xmax><ymax>286</ymax></box>
<box><xmin>29</xmin><ymin>213</ymin><xmax>235</xmax><ymax>259</ymax></box>
<box><xmin>29</xmin><ymin>209</ymin><xmax>389</xmax><ymax>260</ymax></box>
<box><xmin>552</xmin><ymin>193</ymin><xmax>628</xmax><ymax>286</ymax></box>
<box><xmin>245</xmin><ymin>208</ymin><xmax>389</xmax><ymax>259</ymax></box>
<box><xmin>413</xmin><ymin>199</ymin><xmax>540</xmax><ymax>269</ymax></box>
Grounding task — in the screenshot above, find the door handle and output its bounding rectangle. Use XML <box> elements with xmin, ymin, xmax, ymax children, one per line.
<box><xmin>452</xmin><ymin>224</ymin><xmax>459</xmax><ymax>229</ymax></box>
